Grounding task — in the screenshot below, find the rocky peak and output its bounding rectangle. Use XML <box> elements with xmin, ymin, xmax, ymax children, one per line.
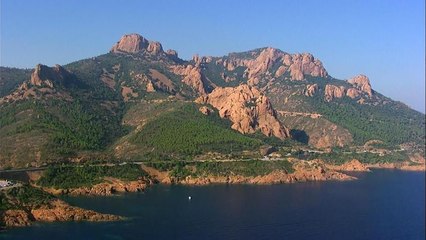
<box><xmin>110</xmin><ymin>33</ymin><xmax>164</xmax><ymax>55</ymax></box>
<box><xmin>147</xmin><ymin>41</ymin><xmax>163</xmax><ymax>55</ymax></box>
<box><xmin>170</xmin><ymin>65</ymin><xmax>212</xmax><ymax>96</ymax></box>
<box><xmin>287</xmin><ymin>53</ymin><xmax>328</xmax><ymax>80</ymax></box>
<box><xmin>30</xmin><ymin>64</ymin><xmax>71</xmax><ymax>88</ymax></box>
<box><xmin>324</xmin><ymin>84</ymin><xmax>345</xmax><ymax>102</ymax></box>
<box><xmin>196</xmin><ymin>84</ymin><xmax>290</xmax><ymax>139</ymax></box>
<box><xmin>166</xmin><ymin>49</ymin><xmax>178</xmax><ymax>58</ymax></box>
<box><xmin>348</xmin><ymin>75</ymin><xmax>372</xmax><ymax>97</ymax></box>
<box><xmin>110</xmin><ymin>34</ymin><xmax>149</xmax><ymax>53</ymax></box>
<box><xmin>219</xmin><ymin>48</ymin><xmax>328</xmax><ymax>83</ymax></box>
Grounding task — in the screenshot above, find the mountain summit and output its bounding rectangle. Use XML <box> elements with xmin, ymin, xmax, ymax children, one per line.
<box><xmin>0</xmin><ymin>33</ymin><xmax>424</xmax><ymax>168</ymax></box>
<box><xmin>111</xmin><ymin>33</ymin><xmax>166</xmax><ymax>55</ymax></box>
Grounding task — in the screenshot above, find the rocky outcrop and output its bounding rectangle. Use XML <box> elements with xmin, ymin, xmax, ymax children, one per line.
<box><xmin>30</xmin><ymin>200</ymin><xmax>120</xmax><ymax>222</ymax></box>
<box><xmin>121</xmin><ymin>86</ymin><xmax>138</xmax><ymax>102</ymax></box>
<box><xmin>199</xmin><ymin>106</ymin><xmax>214</xmax><ymax>115</ymax></box>
<box><xmin>110</xmin><ymin>33</ymin><xmax>164</xmax><ymax>55</ymax></box>
<box><xmin>304</xmin><ymin>84</ymin><xmax>318</xmax><ymax>97</ymax></box>
<box><xmin>220</xmin><ymin>48</ymin><xmax>328</xmax><ymax>83</ymax></box>
<box><xmin>42</xmin><ymin>178</ymin><xmax>149</xmax><ymax>196</ymax></box>
<box><xmin>286</xmin><ymin>53</ymin><xmax>328</xmax><ymax>80</ymax></box>
<box><xmin>111</xmin><ymin>34</ymin><xmax>149</xmax><ymax>53</ymax></box>
<box><xmin>147</xmin><ymin>41</ymin><xmax>163</xmax><ymax>55</ymax></box>
<box><xmin>321</xmin><ymin>75</ymin><xmax>373</xmax><ymax>101</ymax></box>
<box><xmin>171</xmin><ymin>65</ymin><xmax>210</xmax><ymax>95</ymax></box>
<box><xmin>324</xmin><ymin>84</ymin><xmax>346</xmax><ymax>101</ymax></box>
<box><xmin>175</xmin><ymin>159</ymin><xmax>354</xmax><ymax>185</ymax></box>
<box><xmin>30</xmin><ymin>64</ymin><xmax>72</xmax><ymax>88</ymax></box>
<box><xmin>275</xmin><ymin>65</ymin><xmax>288</xmax><ymax>78</ymax></box>
<box><xmin>346</xmin><ymin>88</ymin><xmax>361</xmax><ymax>99</ymax></box>
<box><xmin>1</xmin><ymin>199</ymin><xmax>120</xmax><ymax>228</ymax></box>
<box><xmin>166</xmin><ymin>49</ymin><xmax>179</xmax><ymax>61</ymax></box>
<box><xmin>146</xmin><ymin>80</ymin><xmax>156</xmax><ymax>92</ymax></box>
<box><xmin>1</xmin><ymin>210</ymin><xmax>31</xmax><ymax>227</ymax></box>
<box><xmin>326</xmin><ymin>159</ymin><xmax>370</xmax><ymax>171</ymax></box>
<box><xmin>0</xmin><ymin>64</ymin><xmax>74</xmax><ymax>104</ymax></box>
<box><xmin>195</xmin><ymin>84</ymin><xmax>290</xmax><ymax>139</ymax></box>
<box><xmin>348</xmin><ymin>75</ymin><xmax>372</xmax><ymax>97</ymax></box>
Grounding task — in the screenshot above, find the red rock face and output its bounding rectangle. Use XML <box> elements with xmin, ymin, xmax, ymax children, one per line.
<box><xmin>220</xmin><ymin>48</ymin><xmax>328</xmax><ymax>82</ymax></box>
<box><xmin>147</xmin><ymin>41</ymin><xmax>163</xmax><ymax>54</ymax></box>
<box><xmin>196</xmin><ymin>84</ymin><xmax>290</xmax><ymax>139</ymax></box>
<box><xmin>287</xmin><ymin>53</ymin><xmax>328</xmax><ymax>80</ymax></box>
<box><xmin>110</xmin><ymin>34</ymin><xmax>149</xmax><ymax>53</ymax></box>
<box><xmin>171</xmin><ymin>65</ymin><xmax>211</xmax><ymax>96</ymax></box>
<box><xmin>304</xmin><ymin>84</ymin><xmax>318</xmax><ymax>97</ymax></box>
<box><xmin>324</xmin><ymin>84</ymin><xmax>345</xmax><ymax>102</ymax></box>
<box><xmin>30</xmin><ymin>64</ymin><xmax>71</xmax><ymax>88</ymax></box>
<box><xmin>166</xmin><ymin>49</ymin><xmax>178</xmax><ymax>58</ymax></box>
<box><xmin>346</xmin><ymin>88</ymin><xmax>361</xmax><ymax>99</ymax></box>
<box><xmin>348</xmin><ymin>75</ymin><xmax>372</xmax><ymax>97</ymax></box>
<box><xmin>110</xmin><ymin>33</ymin><xmax>165</xmax><ymax>55</ymax></box>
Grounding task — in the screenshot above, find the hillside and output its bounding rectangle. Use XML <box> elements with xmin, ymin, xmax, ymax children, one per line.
<box><xmin>0</xmin><ymin>33</ymin><xmax>424</xmax><ymax>169</ymax></box>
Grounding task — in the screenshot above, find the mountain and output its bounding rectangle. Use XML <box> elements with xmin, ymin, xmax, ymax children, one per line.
<box><xmin>0</xmin><ymin>33</ymin><xmax>424</xmax><ymax>169</ymax></box>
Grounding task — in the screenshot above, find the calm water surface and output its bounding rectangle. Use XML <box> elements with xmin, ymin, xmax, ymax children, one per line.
<box><xmin>1</xmin><ymin>170</ymin><xmax>424</xmax><ymax>240</ymax></box>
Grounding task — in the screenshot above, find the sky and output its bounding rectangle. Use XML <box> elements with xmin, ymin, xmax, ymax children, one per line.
<box><xmin>1</xmin><ymin>0</ymin><xmax>425</xmax><ymax>113</ymax></box>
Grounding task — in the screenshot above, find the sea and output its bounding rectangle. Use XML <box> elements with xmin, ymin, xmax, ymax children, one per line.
<box><xmin>1</xmin><ymin>169</ymin><xmax>425</xmax><ymax>240</ymax></box>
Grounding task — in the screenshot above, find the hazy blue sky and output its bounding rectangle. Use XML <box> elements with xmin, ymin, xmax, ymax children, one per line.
<box><xmin>1</xmin><ymin>0</ymin><xmax>425</xmax><ymax>112</ymax></box>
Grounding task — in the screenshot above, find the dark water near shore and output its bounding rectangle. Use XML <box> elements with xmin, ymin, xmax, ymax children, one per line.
<box><xmin>2</xmin><ymin>170</ymin><xmax>425</xmax><ymax>240</ymax></box>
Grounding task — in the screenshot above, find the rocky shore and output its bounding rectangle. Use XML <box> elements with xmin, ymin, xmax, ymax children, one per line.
<box><xmin>41</xmin><ymin>177</ymin><xmax>150</xmax><ymax>196</ymax></box>
<box><xmin>1</xmin><ymin>199</ymin><xmax>121</xmax><ymax>228</ymax></box>
<box><xmin>145</xmin><ymin>160</ymin><xmax>357</xmax><ymax>186</ymax></box>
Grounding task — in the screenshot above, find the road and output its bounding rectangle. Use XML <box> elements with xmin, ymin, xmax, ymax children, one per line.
<box><xmin>0</xmin><ymin>166</ymin><xmax>48</xmax><ymax>174</ymax></box>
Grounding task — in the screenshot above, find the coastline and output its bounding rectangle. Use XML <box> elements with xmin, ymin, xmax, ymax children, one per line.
<box><xmin>1</xmin><ymin>190</ymin><xmax>122</xmax><ymax>229</ymax></box>
<box><xmin>1</xmin><ymin>159</ymin><xmax>424</xmax><ymax>230</ymax></box>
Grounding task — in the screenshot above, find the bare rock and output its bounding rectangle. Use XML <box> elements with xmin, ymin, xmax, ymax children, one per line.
<box><xmin>196</xmin><ymin>84</ymin><xmax>290</xmax><ymax>139</ymax></box>
<box><xmin>324</xmin><ymin>84</ymin><xmax>345</xmax><ymax>101</ymax></box>
<box><xmin>304</xmin><ymin>84</ymin><xmax>318</xmax><ymax>97</ymax></box>
<box><xmin>326</xmin><ymin>159</ymin><xmax>370</xmax><ymax>171</ymax></box>
<box><xmin>166</xmin><ymin>49</ymin><xmax>179</xmax><ymax>59</ymax></box>
<box><xmin>147</xmin><ymin>41</ymin><xmax>163</xmax><ymax>54</ymax></box>
<box><xmin>275</xmin><ymin>65</ymin><xmax>288</xmax><ymax>78</ymax></box>
<box><xmin>30</xmin><ymin>64</ymin><xmax>71</xmax><ymax>88</ymax></box>
<box><xmin>346</xmin><ymin>88</ymin><xmax>361</xmax><ymax>99</ymax></box>
<box><xmin>2</xmin><ymin>210</ymin><xmax>31</xmax><ymax>227</ymax></box>
<box><xmin>110</xmin><ymin>33</ymin><xmax>149</xmax><ymax>53</ymax></box>
<box><xmin>288</xmin><ymin>53</ymin><xmax>328</xmax><ymax>80</ymax></box>
<box><xmin>31</xmin><ymin>200</ymin><xmax>120</xmax><ymax>222</ymax></box>
<box><xmin>146</xmin><ymin>80</ymin><xmax>156</xmax><ymax>92</ymax></box>
<box><xmin>199</xmin><ymin>106</ymin><xmax>214</xmax><ymax>115</ymax></box>
<box><xmin>348</xmin><ymin>75</ymin><xmax>373</xmax><ymax>97</ymax></box>
<box><xmin>171</xmin><ymin>65</ymin><xmax>209</xmax><ymax>95</ymax></box>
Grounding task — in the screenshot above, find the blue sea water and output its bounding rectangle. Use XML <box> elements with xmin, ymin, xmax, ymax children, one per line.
<box><xmin>1</xmin><ymin>170</ymin><xmax>425</xmax><ymax>240</ymax></box>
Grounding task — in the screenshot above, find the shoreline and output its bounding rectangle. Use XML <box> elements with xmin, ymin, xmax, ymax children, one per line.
<box><xmin>1</xmin><ymin>159</ymin><xmax>424</xmax><ymax>230</ymax></box>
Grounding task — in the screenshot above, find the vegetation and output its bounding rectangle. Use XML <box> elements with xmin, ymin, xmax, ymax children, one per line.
<box><xmin>129</xmin><ymin>103</ymin><xmax>262</xmax><ymax>159</ymax></box>
<box><xmin>302</xmin><ymin>150</ymin><xmax>410</xmax><ymax>165</ymax></box>
<box><xmin>0</xmin><ymin>185</ymin><xmax>54</xmax><ymax>211</ymax></box>
<box><xmin>146</xmin><ymin>160</ymin><xmax>294</xmax><ymax>180</ymax></box>
<box><xmin>308</xmin><ymin>92</ymin><xmax>425</xmax><ymax>146</ymax></box>
<box><xmin>0</xmin><ymin>98</ymin><xmax>125</xmax><ymax>157</ymax></box>
<box><xmin>37</xmin><ymin>164</ymin><xmax>148</xmax><ymax>189</ymax></box>
<box><xmin>0</xmin><ymin>67</ymin><xmax>31</xmax><ymax>97</ymax></box>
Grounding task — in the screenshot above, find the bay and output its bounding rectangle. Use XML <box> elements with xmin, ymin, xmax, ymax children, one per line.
<box><xmin>2</xmin><ymin>170</ymin><xmax>425</xmax><ymax>240</ymax></box>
